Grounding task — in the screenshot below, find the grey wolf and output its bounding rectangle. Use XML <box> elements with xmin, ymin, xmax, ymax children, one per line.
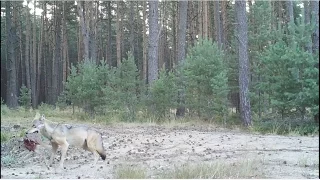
<box><xmin>26</xmin><ymin>113</ymin><xmax>106</xmax><ymax>169</ymax></box>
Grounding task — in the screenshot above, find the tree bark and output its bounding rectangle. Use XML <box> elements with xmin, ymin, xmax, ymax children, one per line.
<box><xmin>6</xmin><ymin>1</ymin><xmax>18</xmax><ymax>108</ymax></box>
<box><xmin>129</xmin><ymin>1</ymin><xmax>135</xmax><ymax>54</ymax></box>
<box><xmin>30</xmin><ymin>1</ymin><xmax>37</xmax><ymax>107</ymax></box>
<box><xmin>77</xmin><ymin>1</ymin><xmax>89</xmax><ymax>62</ymax></box>
<box><xmin>235</xmin><ymin>0</ymin><xmax>252</xmax><ymax>127</ymax></box>
<box><xmin>203</xmin><ymin>1</ymin><xmax>208</xmax><ymax>38</ymax></box>
<box><xmin>311</xmin><ymin>1</ymin><xmax>319</xmax><ymax>53</ymax></box>
<box><xmin>116</xmin><ymin>1</ymin><xmax>123</xmax><ymax>67</ymax></box>
<box><xmin>286</xmin><ymin>0</ymin><xmax>294</xmax><ymax>24</ymax></box>
<box><xmin>176</xmin><ymin>1</ymin><xmax>188</xmax><ymax>117</ymax></box>
<box><xmin>148</xmin><ymin>1</ymin><xmax>159</xmax><ymax>84</ymax></box>
<box><xmin>214</xmin><ymin>1</ymin><xmax>222</xmax><ymax>48</ymax></box>
<box><xmin>142</xmin><ymin>1</ymin><xmax>147</xmax><ymax>82</ymax></box>
<box><xmin>25</xmin><ymin>1</ymin><xmax>31</xmax><ymax>95</ymax></box>
<box><xmin>106</xmin><ymin>1</ymin><xmax>112</xmax><ymax>66</ymax></box>
<box><xmin>304</xmin><ymin>1</ymin><xmax>312</xmax><ymax>53</ymax></box>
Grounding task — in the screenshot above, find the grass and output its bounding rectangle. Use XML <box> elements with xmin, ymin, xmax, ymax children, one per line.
<box><xmin>1</xmin><ymin>104</ymin><xmax>319</xmax><ymax>137</ymax></box>
<box><xmin>160</xmin><ymin>158</ymin><xmax>265</xmax><ymax>179</ymax></box>
<box><xmin>251</xmin><ymin>118</ymin><xmax>319</xmax><ymax>136</ymax></box>
<box><xmin>298</xmin><ymin>156</ymin><xmax>319</xmax><ymax>169</ymax></box>
<box><xmin>113</xmin><ymin>158</ymin><xmax>265</xmax><ymax>179</ymax></box>
<box><xmin>1</xmin><ymin>131</ymin><xmax>10</xmax><ymax>143</ymax></box>
<box><xmin>115</xmin><ymin>165</ymin><xmax>147</xmax><ymax>179</ymax></box>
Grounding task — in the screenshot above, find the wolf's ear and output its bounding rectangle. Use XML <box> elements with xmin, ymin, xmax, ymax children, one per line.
<box><xmin>34</xmin><ymin>112</ymin><xmax>40</xmax><ymax>120</ymax></box>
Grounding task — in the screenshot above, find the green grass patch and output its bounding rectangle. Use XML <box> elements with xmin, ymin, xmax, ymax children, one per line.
<box><xmin>252</xmin><ymin>118</ymin><xmax>319</xmax><ymax>136</ymax></box>
<box><xmin>1</xmin><ymin>131</ymin><xmax>10</xmax><ymax>143</ymax></box>
<box><xmin>114</xmin><ymin>165</ymin><xmax>147</xmax><ymax>179</ymax></box>
<box><xmin>160</xmin><ymin>159</ymin><xmax>264</xmax><ymax>179</ymax></box>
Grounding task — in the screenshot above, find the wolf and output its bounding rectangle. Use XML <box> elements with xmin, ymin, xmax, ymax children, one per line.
<box><xmin>26</xmin><ymin>113</ymin><xmax>107</xmax><ymax>169</ymax></box>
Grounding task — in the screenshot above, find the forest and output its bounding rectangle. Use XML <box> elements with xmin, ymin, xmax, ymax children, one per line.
<box><xmin>1</xmin><ymin>0</ymin><xmax>319</xmax><ymax>133</ymax></box>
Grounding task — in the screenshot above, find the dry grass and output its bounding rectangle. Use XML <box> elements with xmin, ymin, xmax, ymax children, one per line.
<box><xmin>160</xmin><ymin>158</ymin><xmax>265</xmax><ymax>179</ymax></box>
<box><xmin>114</xmin><ymin>165</ymin><xmax>147</xmax><ymax>179</ymax></box>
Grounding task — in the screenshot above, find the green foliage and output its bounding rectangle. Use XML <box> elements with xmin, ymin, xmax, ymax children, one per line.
<box><xmin>183</xmin><ymin>39</ymin><xmax>229</xmax><ymax>120</ymax></box>
<box><xmin>65</xmin><ymin>52</ymin><xmax>142</xmax><ymax>120</ymax></box>
<box><xmin>147</xmin><ymin>69</ymin><xmax>178</xmax><ymax>121</ymax></box>
<box><xmin>65</xmin><ymin>61</ymin><xmax>108</xmax><ymax>116</ymax></box>
<box><xmin>1</xmin><ymin>98</ymin><xmax>10</xmax><ymax>116</ymax></box>
<box><xmin>1</xmin><ymin>132</ymin><xmax>9</xmax><ymax>143</ymax></box>
<box><xmin>257</xmin><ymin>17</ymin><xmax>318</xmax><ymax>119</ymax></box>
<box><xmin>253</xmin><ymin>119</ymin><xmax>319</xmax><ymax>136</ymax></box>
<box><xmin>56</xmin><ymin>91</ymin><xmax>68</xmax><ymax>110</ymax></box>
<box><xmin>113</xmin><ymin>52</ymin><xmax>142</xmax><ymax>121</ymax></box>
<box><xmin>18</xmin><ymin>85</ymin><xmax>31</xmax><ymax>110</ymax></box>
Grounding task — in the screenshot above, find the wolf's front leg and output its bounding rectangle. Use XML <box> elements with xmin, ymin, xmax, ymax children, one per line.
<box><xmin>59</xmin><ymin>142</ymin><xmax>69</xmax><ymax>169</ymax></box>
<box><xmin>49</xmin><ymin>142</ymin><xmax>58</xmax><ymax>166</ymax></box>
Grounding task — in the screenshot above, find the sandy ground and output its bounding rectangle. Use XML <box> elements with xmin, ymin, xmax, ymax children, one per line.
<box><xmin>1</xmin><ymin>122</ymin><xmax>319</xmax><ymax>179</ymax></box>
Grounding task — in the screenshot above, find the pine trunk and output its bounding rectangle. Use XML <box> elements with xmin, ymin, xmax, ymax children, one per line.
<box><xmin>236</xmin><ymin>0</ymin><xmax>252</xmax><ymax>127</ymax></box>
<box><xmin>176</xmin><ymin>1</ymin><xmax>188</xmax><ymax>117</ymax></box>
<box><xmin>6</xmin><ymin>1</ymin><xmax>18</xmax><ymax>108</ymax></box>
<box><xmin>116</xmin><ymin>1</ymin><xmax>122</xmax><ymax>67</ymax></box>
<box><xmin>148</xmin><ymin>1</ymin><xmax>159</xmax><ymax>84</ymax></box>
<box><xmin>142</xmin><ymin>1</ymin><xmax>147</xmax><ymax>82</ymax></box>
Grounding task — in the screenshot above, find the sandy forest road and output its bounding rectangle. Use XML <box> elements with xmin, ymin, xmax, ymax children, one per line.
<box><xmin>1</xmin><ymin>123</ymin><xmax>319</xmax><ymax>179</ymax></box>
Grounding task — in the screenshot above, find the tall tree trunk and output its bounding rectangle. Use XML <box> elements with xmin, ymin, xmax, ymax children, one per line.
<box><xmin>62</xmin><ymin>0</ymin><xmax>68</xmax><ymax>91</ymax></box>
<box><xmin>25</xmin><ymin>2</ymin><xmax>31</xmax><ymax>96</ymax></box>
<box><xmin>106</xmin><ymin>1</ymin><xmax>112</xmax><ymax>66</ymax></box>
<box><xmin>176</xmin><ymin>1</ymin><xmax>188</xmax><ymax>117</ymax></box>
<box><xmin>221</xmin><ymin>0</ymin><xmax>227</xmax><ymax>49</ymax></box>
<box><xmin>77</xmin><ymin>1</ymin><xmax>89</xmax><ymax>62</ymax></box>
<box><xmin>6</xmin><ymin>1</ymin><xmax>18</xmax><ymax>108</ymax></box>
<box><xmin>116</xmin><ymin>1</ymin><xmax>122</xmax><ymax>66</ymax></box>
<box><xmin>37</xmin><ymin>2</ymin><xmax>44</xmax><ymax>104</ymax></box>
<box><xmin>148</xmin><ymin>1</ymin><xmax>159</xmax><ymax>84</ymax></box>
<box><xmin>129</xmin><ymin>1</ymin><xmax>135</xmax><ymax>54</ymax></box>
<box><xmin>304</xmin><ymin>1</ymin><xmax>312</xmax><ymax>53</ymax></box>
<box><xmin>311</xmin><ymin>0</ymin><xmax>319</xmax><ymax>122</ymax></box>
<box><xmin>142</xmin><ymin>1</ymin><xmax>147</xmax><ymax>82</ymax></box>
<box><xmin>236</xmin><ymin>0</ymin><xmax>252</xmax><ymax>127</ymax></box>
<box><xmin>286</xmin><ymin>0</ymin><xmax>294</xmax><ymax>24</ymax></box>
<box><xmin>214</xmin><ymin>1</ymin><xmax>222</xmax><ymax>48</ymax></box>
<box><xmin>198</xmin><ymin>1</ymin><xmax>203</xmax><ymax>38</ymax></box>
<box><xmin>30</xmin><ymin>1</ymin><xmax>37</xmax><ymax>108</ymax></box>
<box><xmin>18</xmin><ymin>4</ymin><xmax>24</xmax><ymax>88</ymax></box>
<box><xmin>203</xmin><ymin>1</ymin><xmax>208</xmax><ymax>38</ymax></box>
<box><xmin>311</xmin><ymin>1</ymin><xmax>319</xmax><ymax>53</ymax></box>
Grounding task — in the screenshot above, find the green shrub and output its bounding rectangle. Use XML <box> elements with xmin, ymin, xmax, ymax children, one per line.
<box><xmin>18</xmin><ymin>85</ymin><xmax>31</xmax><ymax>110</ymax></box>
<box><xmin>183</xmin><ymin>39</ymin><xmax>229</xmax><ymax>120</ymax></box>
<box><xmin>56</xmin><ymin>91</ymin><xmax>68</xmax><ymax>110</ymax></box>
<box><xmin>147</xmin><ymin>69</ymin><xmax>178</xmax><ymax>121</ymax></box>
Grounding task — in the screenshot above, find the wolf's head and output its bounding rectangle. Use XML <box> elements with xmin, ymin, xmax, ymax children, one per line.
<box><xmin>26</xmin><ymin>113</ymin><xmax>46</xmax><ymax>134</ymax></box>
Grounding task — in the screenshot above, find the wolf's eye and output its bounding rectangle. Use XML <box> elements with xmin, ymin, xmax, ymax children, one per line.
<box><xmin>34</xmin><ymin>130</ymin><xmax>39</xmax><ymax>133</ymax></box>
<box><xmin>32</xmin><ymin>125</ymin><xmax>36</xmax><ymax>128</ymax></box>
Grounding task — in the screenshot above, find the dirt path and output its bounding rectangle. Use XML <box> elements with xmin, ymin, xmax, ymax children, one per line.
<box><xmin>1</xmin><ymin>124</ymin><xmax>319</xmax><ymax>179</ymax></box>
